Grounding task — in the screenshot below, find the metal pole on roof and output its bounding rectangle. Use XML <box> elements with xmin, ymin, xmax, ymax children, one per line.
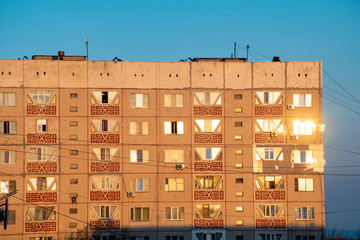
<box><xmin>234</xmin><ymin>42</ymin><xmax>236</xmax><ymax>58</ymax></box>
<box><xmin>85</xmin><ymin>37</ymin><xmax>89</xmax><ymax>60</ymax></box>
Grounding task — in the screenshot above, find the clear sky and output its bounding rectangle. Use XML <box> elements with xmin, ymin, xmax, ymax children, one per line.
<box><xmin>1</xmin><ymin>0</ymin><xmax>360</xmax><ymax>236</ymax></box>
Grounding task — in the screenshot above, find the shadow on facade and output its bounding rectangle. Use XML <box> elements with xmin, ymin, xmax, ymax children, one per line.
<box><xmin>65</xmin><ymin>225</ymin><xmax>326</xmax><ymax>240</ymax></box>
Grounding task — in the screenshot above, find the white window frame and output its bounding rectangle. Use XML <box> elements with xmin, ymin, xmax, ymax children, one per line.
<box><xmin>264</xmin><ymin>148</ymin><xmax>275</xmax><ymax>160</ymax></box>
<box><xmin>293</xmin><ymin>120</ymin><xmax>314</xmax><ymax>135</ymax></box>
<box><xmin>131</xmin><ymin>179</ymin><xmax>150</xmax><ymax>192</ymax></box>
<box><xmin>0</xmin><ymin>180</ymin><xmax>15</xmax><ymax>193</ymax></box>
<box><xmin>295</xmin><ymin>178</ymin><xmax>313</xmax><ymax>192</ymax></box>
<box><xmin>294</xmin><ymin>150</ymin><xmax>313</xmax><ymax>163</ymax></box>
<box><xmin>100</xmin><ymin>148</ymin><xmax>111</xmax><ymax>161</ymax></box>
<box><xmin>165</xmin><ymin>178</ymin><xmax>184</xmax><ymax>192</ymax></box>
<box><xmin>0</xmin><ymin>93</ymin><xmax>16</xmax><ymax>106</ymax></box>
<box><xmin>0</xmin><ymin>121</ymin><xmax>16</xmax><ymax>134</ymax></box>
<box><xmin>165</xmin><ymin>207</ymin><xmax>184</xmax><ymax>220</ymax></box>
<box><xmin>293</xmin><ymin>94</ymin><xmax>312</xmax><ymax>107</ymax></box>
<box><xmin>100</xmin><ymin>205</ymin><xmax>110</xmax><ymax>219</ymax></box>
<box><xmin>295</xmin><ymin>207</ymin><xmax>314</xmax><ymax>220</ymax></box>
<box><xmin>165</xmin><ymin>150</ymin><xmax>184</xmax><ymax>163</ymax></box>
<box><xmin>37</xmin><ymin>119</ymin><xmax>47</xmax><ymax>132</ymax></box>
<box><xmin>164</xmin><ymin>94</ymin><xmax>183</xmax><ymax>107</ymax></box>
<box><xmin>164</xmin><ymin>121</ymin><xmax>184</xmax><ymax>134</ymax></box>
<box><xmin>0</xmin><ymin>150</ymin><xmax>16</xmax><ymax>164</ymax></box>
<box><xmin>130</xmin><ymin>150</ymin><xmax>149</xmax><ymax>163</ymax></box>
<box><xmin>130</xmin><ymin>93</ymin><xmax>149</xmax><ymax>108</ymax></box>
<box><xmin>100</xmin><ymin>176</ymin><xmax>112</xmax><ymax>190</ymax></box>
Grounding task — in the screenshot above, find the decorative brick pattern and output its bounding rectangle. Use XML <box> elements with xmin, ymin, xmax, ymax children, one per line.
<box><xmin>90</xmin><ymin>191</ymin><xmax>121</xmax><ymax>201</ymax></box>
<box><xmin>90</xmin><ymin>134</ymin><xmax>120</xmax><ymax>143</ymax></box>
<box><xmin>91</xmin><ymin>106</ymin><xmax>119</xmax><ymax>115</ymax></box>
<box><xmin>27</xmin><ymin>162</ymin><xmax>57</xmax><ymax>173</ymax></box>
<box><xmin>27</xmin><ymin>134</ymin><xmax>57</xmax><ymax>144</ymax></box>
<box><xmin>194</xmin><ymin>133</ymin><xmax>222</xmax><ymax>144</ymax></box>
<box><xmin>90</xmin><ymin>220</ymin><xmax>120</xmax><ymax>230</ymax></box>
<box><xmin>27</xmin><ymin>105</ymin><xmax>56</xmax><ymax>115</ymax></box>
<box><xmin>194</xmin><ymin>219</ymin><xmax>224</xmax><ymax>229</ymax></box>
<box><xmin>256</xmin><ymin>219</ymin><xmax>286</xmax><ymax>229</ymax></box>
<box><xmin>26</xmin><ymin>192</ymin><xmax>57</xmax><ymax>203</ymax></box>
<box><xmin>255</xmin><ymin>106</ymin><xmax>283</xmax><ymax>115</ymax></box>
<box><xmin>194</xmin><ymin>162</ymin><xmax>222</xmax><ymax>171</ymax></box>
<box><xmin>194</xmin><ymin>106</ymin><xmax>222</xmax><ymax>115</ymax></box>
<box><xmin>194</xmin><ymin>190</ymin><xmax>224</xmax><ymax>200</ymax></box>
<box><xmin>25</xmin><ymin>222</ymin><xmax>56</xmax><ymax>232</ymax></box>
<box><xmin>255</xmin><ymin>190</ymin><xmax>286</xmax><ymax>200</ymax></box>
<box><xmin>255</xmin><ymin>133</ymin><xmax>283</xmax><ymax>144</ymax></box>
<box><xmin>90</xmin><ymin>162</ymin><xmax>120</xmax><ymax>172</ymax></box>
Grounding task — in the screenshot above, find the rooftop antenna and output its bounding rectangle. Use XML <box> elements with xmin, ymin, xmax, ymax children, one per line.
<box><xmin>246</xmin><ymin>45</ymin><xmax>250</xmax><ymax>61</ymax></box>
<box><xmin>85</xmin><ymin>37</ymin><xmax>89</xmax><ymax>60</ymax></box>
<box><xmin>233</xmin><ymin>42</ymin><xmax>236</xmax><ymax>58</ymax></box>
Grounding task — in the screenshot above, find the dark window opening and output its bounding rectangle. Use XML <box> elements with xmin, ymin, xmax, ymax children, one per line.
<box><xmin>102</xmin><ymin>92</ymin><xmax>108</xmax><ymax>103</ymax></box>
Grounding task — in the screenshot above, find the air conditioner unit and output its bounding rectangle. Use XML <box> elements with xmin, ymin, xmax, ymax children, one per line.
<box><xmin>270</xmin><ymin>131</ymin><xmax>277</xmax><ymax>137</ymax></box>
<box><xmin>176</xmin><ymin>164</ymin><xmax>185</xmax><ymax>170</ymax></box>
<box><xmin>127</xmin><ymin>192</ymin><xmax>135</xmax><ymax>198</ymax></box>
<box><xmin>71</xmin><ymin>196</ymin><xmax>77</xmax><ymax>203</ymax></box>
<box><xmin>287</xmin><ymin>104</ymin><xmax>295</xmax><ymax>110</ymax></box>
<box><xmin>290</xmin><ymin>134</ymin><xmax>299</xmax><ymax>140</ymax></box>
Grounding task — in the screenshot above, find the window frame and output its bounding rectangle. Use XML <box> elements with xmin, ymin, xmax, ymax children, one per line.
<box><xmin>164</xmin><ymin>94</ymin><xmax>184</xmax><ymax>107</ymax></box>
<box><xmin>165</xmin><ymin>178</ymin><xmax>184</xmax><ymax>192</ymax></box>
<box><xmin>36</xmin><ymin>119</ymin><xmax>47</xmax><ymax>132</ymax></box>
<box><xmin>130</xmin><ymin>207</ymin><xmax>150</xmax><ymax>221</ymax></box>
<box><xmin>164</xmin><ymin>121</ymin><xmax>184</xmax><ymax>135</ymax></box>
<box><xmin>165</xmin><ymin>207</ymin><xmax>185</xmax><ymax>220</ymax></box>
<box><xmin>130</xmin><ymin>93</ymin><xmax>149</xmax><ymax>108</ymax></box>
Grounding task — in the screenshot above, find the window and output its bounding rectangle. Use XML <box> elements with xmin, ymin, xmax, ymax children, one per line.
<box><xmin>0</xmin><ymin>180</ymin><xmax>16</xmax><ymax>193</ymax></box>
<box><xmin>130</xmin><ymin>237</ymin><xmax>150</xmax><ymax>240</ymax></box>
<box><xmin>35</xmin><ymin>207</ymin><xmax>53</xmax><ymax>221</ymax></box>
<box><xmin>69</xmin><ymin>106</ymin><xmax>78</xmax><ymax>112</ymax></box>
<box><xmin>28</xmin><ymin>237</ymin><xmax>53</xmax><ymax>240</ymax></box>
<box><xmin>70</xmin><ymin>179</ymin><xmax>78</xmax><ymax>184</ymax></box>
<box><xmin>69</xmin><ymin>135</ymin><xmax>78</xmax><ymax>140</ymax></box>
<box><xmin>295</xmin><ymin>178</ymin><xmax>313</xmax><ymax>192</ymax></box>
<box><xmin>70</xmin><ymin>93</ymin><xmax>78</xmax><ymax>98</ymax></box>
<box><xmin>236</xmin><ymin>236</ymin><xmax>244</xmax><ymax>240</ymax></box>
<box><xmin>294</xmin><ymin>150</ymin><xmax>313</xmax><ymax>163</ymax></box>
<box><xmin>130</xmin><ymin>207</ymin><xmax>149</xmax><ymax>221</ymax></box>
<box><xmin>234</xmin><ymin>94</ymin><xmax>242</xmax><ymax>100</ymax></box>
<box><xmin>130</xmin><ymin>179</ymin><xmax>150</xmax><ymax>192</ymax></box>
<box><xmin>37</xmin><ymin>177</ymin><xmax>47</xmax><ymax>191</ymax></box>
<box><xmin>101</xmin><ymin>148</ymin><xmax>111</xmax><ymax>161</ymax></box>
<box><xmin>234</xmin><ymin>107</ymin><xmax>242</xmax><ymax>113</ymax></box>
<box><xmin>196</xmin><ymin>204</ymin><xmax>221</xmax><ymax>218</ymax></box>
<box><xmin>164</xmin><ymin>121</ymin><xmax>184</xmax><ymax>134</ymax></box>
<box><xmin>235</xmin><ymin>149</ymin><xmax>243</xmax><ymax>155</ymax></box>
<box><xmin>100</xmin><ymin>206</ymin><xmax>110</xmax><ymax>219</ymax></box>
<box><xmin>165</xmin><ymin>207</ymin><xmax>184</xmax><ymax>220</ymax></box>
<box><xmin>295</xmin><ymin>207</ymin><xmax>314</xmax><ymax>220</ymax></box>
<box><xmin>0</xmin><ymin>121</ymin><xmax>16</xmax><ymax>134</ymax></box>
<box><xmin>194</xmin><ymin>92</ymin><xmax>221</xmax><ymax>105</ymax></box>
<box><xmin>102</xmin><ymin>92</ymin><xmax>109</xmax><ymax>103</ymax></box>
<box><xmin>29</xmin><ymin>147</ymin><xmax>54</xmax><ymax>161</ymax></box>
<box><xmin>130</xmin><ymin>93</ymin><xmax>149</xmax><ymax>108</ymax></box>
<box><xmin>100</xmin><ymin>176</ymin><xmax>112</xmax><ymax>189</ymax></box>
<box><xmin>0</xmin><ymin>93</ymin><xmax>16</xmax><ymax>106</ymax></box>
<box><xmin>37</xmin><ymin>119</ymin><xmax>47</xmax><ymax>132</ymax></box>
<box><xmin>296</xmin><ymin>236</ymin><xmax>315</xmax><ymax>240</ymax></box>
<box><xmin>165</xmin><ymin>150</ymin><xmax>184</xmax><ymax>163</ymax></box>
<box><xmin>235</xmin><ymin>122</ymin><xmax>242</xmax><ymax>127</ymax></box>
<box><xmin>165</xmin><ymin>178</ymin><xmax>184</xmax><ymax>192</ymax></box>
<box><xmin>0</xmin><ymin>150</ymin><xmax>16</xmax><ymax>164</ymax></box>
<box><xmin>256</xmin><ymin>119</ymin><xmax>282</xmax><ymax>132</ymax></box>
<box><xmin>166</xmin><ymin>236</ymin><xmax>184</xmax><ymax>240</ymax></box>
<box><xmin>195</xmin><ymin>119</ymin><xmax>221</xmax><ymax>133</ymax></box>
<box><xmin>236</xmin><ymin>206</ymin><xmax>244</xmax><ymax>212</ymax></box>
<box><xmin>69</xmin><ymin>222</ymin><xmax>77</xmax><ymax>228</ymax></box>
<box><xmin>258</xmin><ymin>204</ymin><xmax>283</xmax><ymax>217</ymax></box>
<box><xmin>164</xmin><ymin>94</ymin><xmax>183</xmax><ymax>107</ymax></box>
<box><xmin>101</xmin><ymin>120</ymin><xmax>108</xmax><ymax>132</ymax></box>
<box><xmin>7</xmin><ymin>210</ymin><xmax>16</xmax><ymax>224</ymax></box>
<box><xmin>257</xmin><ymin>91</ymin><xmax>281</xmax><ymax>105</ymax></box>
<box><xmin>236</xmin><ymin>178</ymin><xmax>243</xmax><ymax>183</ymax></box>
<box><xmin>69</xmin><ymin>208</ymin><xmax>77</xmax><ymax>214</ymax></box>
<box><xmin>196</xmin><ymin>147</ymin><xmax>221</xmax><ymax>160</ymax></box>
<box><xmin>293</xmin><ymin>120</ymin><xmax>314</xmax><ymax>135</ymax></box>
<box><xmin>69</xmin><ymin>121</ymin><xmax>78</xmax><ymax>127</ymax></box>
<box><xmin>130</xmin><ymin>122</ymin><xmax>149</xmax><ymax>135</ymax></box>
<box><xmin>236</xmin><ymin>220</ymin><xmax>244</xmax><ymax>226</ymax></box>
<box><xmin>130</xmin><ymin>150</ymin><xmax>149</xmax><ymax>163</ymax></box>
<box><xmin>264</xmin><ymin>148</ymin><xmax>275</xmax><ymax>160</ymax></box>
<box><xmin>293</xmin><ymin>94</ymin><xmax>312</xmax><ymax>107</ymax></box>
<box><xmin>259</xmin><ymin>233</ymin><xmax>283</xmax><ymax>240</ymax></box>
<box><xmin>70</xmin><ymin>150</ymin><xmax>78</xmax><ymax>156</ymax></box>
<box><xmin>234</xmin><ymin>135</ymin><xmax>242</xmax><ymax>140</ymax></box>
<box><xmin>195</xmin><ymin>176</ymin><xmax>222</xmax><ymax>189</ymax></box>
<box><xmin>28</xmin><ymin>91</ymin><xmax>54</xmax><ymax>104</ymax></box>
<box><xmin>256</xmin><ymin>176</ymin><xmax>284</xmax><ymax>189</ymax></box>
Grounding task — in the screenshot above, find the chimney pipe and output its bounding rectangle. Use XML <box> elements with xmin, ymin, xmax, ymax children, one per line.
<box><xmin>58</xmin><ymin>51</ymin><xmax>65</xmax><ymax>60</ymax></box>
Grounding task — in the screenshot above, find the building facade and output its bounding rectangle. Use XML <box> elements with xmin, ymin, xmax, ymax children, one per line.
<box><xmin>0</xmin><ymin>55</ymin><xmax>325</xmax><ymax>240</ymax></box>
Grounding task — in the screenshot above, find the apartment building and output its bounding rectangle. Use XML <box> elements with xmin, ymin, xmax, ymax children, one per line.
<box><xmin>0</xmin><ymin>52</ymin><xmax>325</xmax><ymax>240</ymax></box>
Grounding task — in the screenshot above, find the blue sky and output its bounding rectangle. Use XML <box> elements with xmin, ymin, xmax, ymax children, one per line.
<box><xmin>1</xmin><ymin>0</ymin><xmax>360</xmax><ymax>236</ymax></box>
